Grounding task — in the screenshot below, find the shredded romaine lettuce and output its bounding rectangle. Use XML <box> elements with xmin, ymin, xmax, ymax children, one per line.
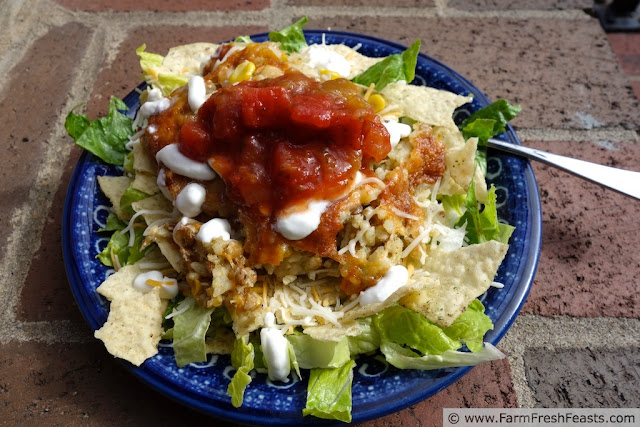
<box><xmin>65</xmin><ymin>96</ymin><xmax>133</xmax><ymax>165</ymax></box>
<box><xmin>352</xmin><ymin>39</ymin><xmax>421</xmax><ymax>91</ymax></box>
<box><xmin>374</xmin><ymin>305</ymin><xmax>461</xmax><ymax>355</ymax></box>
<box><xmin>303</xmin><ymin>360</ymin><xmax>355</xmax><ymax>423</ymax></box>
<box><xmin>172</xmin><ymin>297</ymin><xmax>214</xmax><ymax>367</ymax></box>
<box><xmin>380</xmin><ymin>341</ymin><xmax>505</xmax><ymax>370</ymax></box>
<box><xmin>119</xmin><ymin>183</ymin><xmax>151</xmax><ymax>217</ymax></box>
<box><xmin>287</xmin><ymin>333</ymin><xmax>350</xmax><ymax>369</ymax></box>
<box><xmin>228</xmin><ymin>335</ymin><xmax>255</xmax><ymax>408</ymax></box>
<box><xmin>444</xmin><ymin>300</ymin><xmax>494</xmax><ymax>352</ymax></box>
<box><xmin>459</xmin><ymin>99</ymin><xmax>521</xmax><ymax>175</ymax></box>
<box><xmin>268</xmin><ymin>17</ymin><xmax>309</xmax><ymax>53</ymax></box>
<box><xmin>136</xmin><ymin>44</ymin><xmax>190</xmax><ymax>96</ymax></box>
<box><xmin>96</xmin><ymin>213</ymin><xmax>152</xmax><ymax>267</ymax></box>
<box><xmin>457</xmin><ymin>181</ymin><xmax>515</xmax><ymax>245</ymax></box>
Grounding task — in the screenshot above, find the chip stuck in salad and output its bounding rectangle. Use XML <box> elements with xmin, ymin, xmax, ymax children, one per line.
<box><xmin>65</xmin><ymin>18</ymin><xmax>522</xmax><ymax>423</ymax></box>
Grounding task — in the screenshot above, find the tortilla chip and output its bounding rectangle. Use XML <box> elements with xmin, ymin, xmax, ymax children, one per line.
<box><xmin>161</xmin><ymin>42</ymin><xmax>219</xmax><ymax>77</ymax></box>
<box><xmin>132</xmin><ymin>172</ymin><xmax>160</xmax><ymax>195</ymax></box>
<box><xmin>205</xmin><ymin>327</ymin><xmax>235</xmax><ymax>355</ymax></box>
<box><xmin>95</xmin><ymin>263</ymin><xmax>168</xmax><ymax>366</ymax></box>
<box><xmin>439</xmin><ymin>137</ymin><xmax>478</xmax><ymax>197</ymax></box>
<box><xmin>133</xmin><ymin>142</ymin><xmax>156</xmax><ymax>174</ymax></box>
<box><xmin>95</xmin><ymin>289</ymin><xmax>166</xmax><ymax>366</ymax></box>
<box><xmin>381</xmin><ymin>83</ymin><xmax>472</xmax><ymax>129</ymax></box>
<box><xmin>400</xmin><ymin>241</ymin><xmax>508</xmax><ymax>327</ymax></box>
<box><xmin>303</xmin><ymin>321</ymin><xmax>366</xmax><ymax>342</ymax></box>
<box><xmin>131</xmin><ymin>193</ymin><xmax>174</xmax><ymax>224</ymax></box>
<box><xmin>145</xmin><ymin>225</ymin><xmax>185</xmax><ymax>273</ymax></box>
<box><xmin>341</xmin><ymin>278</ymin><xmax>424</xmax><ymax>324</ymax></box>
<box><xmin>97</xmin><ymin>175</ymin><xmax>132</xmax><ymax>220</ymax></box>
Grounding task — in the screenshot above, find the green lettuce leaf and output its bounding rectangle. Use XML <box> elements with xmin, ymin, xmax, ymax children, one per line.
<box><xmin>268</xmin><ymin>17</ymin><xmax>308</xmax><ymax>53</ymax></box>
<box><xmin>303</xmin><ymin>360</ymin><xmax>355</xmax><ymax>423</ymax></box>
<box><xmin>286</xmin><ymin>333</ymin><xmax>350</xmax><ymax>369</ymax></box>
<box><xmin>374</xmin><ymin>305</ymin><xmax>460</xmax><ymax>355</ymax></box>
<box><xmin>119</xmin><ymin>183</ymin><xmax>151</xmax><ymax>217</ymax></box>
<box><xmin>65</xmin><ymin>96</ymin><xmax>133</xmax><ymax>165</ymax></box>
<box><xmin>123</xmin><ymin>151</ymin><xmax>135</xmax><ymax>174</ymax></box>
<box><xmin>288</xmin><ymin>340</ymin><xmax>301</xmax><ymax>378</ymax></box>
<box><xmin>443</xmin><ymin>300</ymin><xmax>493</xmax><ymax>352</ymax></box>
<box><xmin>161</xmin><ymin>293</ymin><xmax>185</xmax><ymax>332</ymax></box>
<box><xmin>65</xmin><ymin>106</ymin><xmax>90</xmax><ymax>140</ymax></box>
<box><xmin>172</xmin><ymin>297</ymin><xmax>214</xmax><ymax>367</ymax></box>
<box><xmin>456</xmin><ymin>181</ymin><xmax>514</xmax><ymax>245</ymax></box>
<box><xmin>459</xmin><ymin>99</ymin><xmax>521</xmax><ymax>175</ymax></box>
<box><xmin>440</xmin><ymin>193</ymin><xmax>466</xmax><ymax>227</ymax></box>
<box><xmin>234</xmin><ymin>35</ymin><xmax>253</xmax><ymax>43</ymax></box>
<box><xmin>352</xmin><ymin>39</ymin><xmax>421</xmax><ymax>91</ymax></box>
<box><xmin>380</xmin><ymin>340</ymin><xmax>505</xmax><ymax>370</ymax></box>
<box><xmin>96</xmin><ymin>219</ymin><xmax>151</xmax><ymax>267</ymax></box>
<box><xmin>228</xmin><ymin>335</ymin><xmax>255</xmax><ymax>408</ymax></box>
<box><xmin>98</xmin><ymin>212</ymin><xmax>126</xmax><ymax>232</ymax></box>
<box><xmin>460</xmin><ymin>99</ymin><xmax>521</xmax><ymax>143</ymax></box>
<box><xmin>347</xmin><ymin>317</ymin><xmax>380</xmax><ymax>356</ymax></box>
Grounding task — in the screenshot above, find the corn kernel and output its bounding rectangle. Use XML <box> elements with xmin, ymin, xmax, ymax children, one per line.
<box><xmin>319</xmin><ymin>69</ymin><xmax>341</xmax><ymax>80</ymax></box>
<box><xmin>368</xmin><ymin>94</ymin><xmax>386</xmax><ymax>113</ymax></box>
<box><xmin>229</xmin><ymin>60</ymin><xmax>256</xmax><ymax>83</ymax></box>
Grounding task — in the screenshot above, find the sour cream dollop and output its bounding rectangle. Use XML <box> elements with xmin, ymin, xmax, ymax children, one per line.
<box><xmin>383</xmin><ymin>120</ymin><xmax>412</xmax><ymax>149</ymax></box>
<box><xmin>260</xmin><ymin>312</ymin><xmax>291</xmax><ymax>382</ymax></box>
<box><xmin>188</xmin><ymin>75</ymin><xmax>207</xmax><ymax>112</ymax></box>
<box><xmin>133</xmin><ymin>270</ymin><xmax>179</xmax><ymax>299</ymax></box>
<box><xmin>196</xmin><ymin>218</ymin><xmax>231</xmax><ymax>243</ymax></box>
<box><xmin>359</xmin><ymin>265</ymin><xmax>409</xmax><ymax>305</ymax></box>
<box><xmin>139</xmin><ymin>88</ymin><xmax>171</xmax><ymax>119</ymax></box>
<box><xmin>275</xmin><ymin>200</ymin><xmax>330</xmax><ymax>241</ymax></box>
<box><xmin>306</xmin><ymin>44</ymin><xmax>351</xmax><ymax>77</ymax></box>
<box><xmin>175</xmin><ymin>183</ymin><xmax>206</xmax><ymax>218</ymax></box>
<box><xmin>156</xmin><ymin>144</ymin><xmax>217</xmax><ymax>181</ymax></box>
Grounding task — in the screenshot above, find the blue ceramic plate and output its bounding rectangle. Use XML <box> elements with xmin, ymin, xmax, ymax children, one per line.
<box><xmin>63</xmin><ymin>31</ymin><xmax>542</xmax><ymax>425</ymax></box>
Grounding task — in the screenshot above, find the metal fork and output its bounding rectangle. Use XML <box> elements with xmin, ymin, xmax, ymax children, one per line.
<box><xmin>487</xmin><ymin>138</ymin><xmax>640</xmax><ymax>200</ymax></box>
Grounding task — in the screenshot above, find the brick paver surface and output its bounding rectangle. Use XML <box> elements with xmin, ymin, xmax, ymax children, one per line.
<box><xmin>0</xmin><ymin>22</ymin><xmax>91</xmax><ymax>261</ymax></box>
<box><xmin>2</xmin><ymin>1</ymin><xmax>639</xmax><ymax>425</ymax></box>
<box><xmin>522</xmin><ymin>140</ymin><xmax>640</xmax><ymax>318</ymax></box>
<box><xmin>448</xmin><ymin>0</ymin><xmax>592</xmax><ymax>11</ymax></box>
<box><xmin>524</xmin><ymin>347</ymin><xmax>640</xmax><ymax>407</ymax></box>
<box><xmin>55</xmin><ymin>0</ymin><xmax>270</xmax><ymax>12</ymax></box>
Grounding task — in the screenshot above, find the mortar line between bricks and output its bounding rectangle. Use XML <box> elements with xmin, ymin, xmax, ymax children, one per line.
<box><xmin>0</xmin><ymin>25</ymin><xmax>110</xmax><ymax>344</ymax></box>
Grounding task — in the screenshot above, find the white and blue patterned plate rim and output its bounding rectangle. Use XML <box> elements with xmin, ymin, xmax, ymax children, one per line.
<box><xmin>62</xmin><ymin>30</ymin><xmax>542</xmax><ymax>425</ymax></box>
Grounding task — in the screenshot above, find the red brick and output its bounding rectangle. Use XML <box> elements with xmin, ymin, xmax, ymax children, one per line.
<box><xmin>448</xmin><ymin>0</ymin><xmax>592</xmax><ymax>10</ymax></box>
<box><xmin>607</xmin><ymin>33</ymin><xmax>640</xmax><ymax>55</ymax></box>
<box><xmin>632</xmin><ymin>80</ymin><xmax>640</xmax><ymax>101</ymax></box>
<box><xmin>0</xmin><ymin>341</ymin><xmax>231</xmax><ymax>425</ymax></box>
<box><xmin>17</xmin><ymin>145</ymin><xmax>86</xmax><ymax>322</ymax></box>
<box><xmin>88</xmin><ymin>25</ymin><xmax>266</xmax><ymax>118</ymax></box>
<box><xmin>0</xmin><ymin>341</ymin><xmax>513</xmax><ymax>425</ymax></box>
<box><xmin>361</xmin><ymin>358</ymin><xmax>516</xmax><ymax>426</ymax></box>
<box><xmin>306</xmin><ymin>16</ymin><xmax>640</xmax><ymax>130</ymax></box>
<box><xmin>608</xmin><ymin>33</ymin><xmax>640</xmax><ymax>75</ymax></box>
<box><xmin>54</xmin><ymin>0</ymin><xmax>269</xmax><ymax>12</ymax></box>
<box><xmin>522</xmin><ymin>140</ymin><xmax>640</xmax><ymax>318</ymax></box>
<box><xmin>0</xmin><ymin>23</ymin><xmax>92</xmax><ymax>262</ymax></box>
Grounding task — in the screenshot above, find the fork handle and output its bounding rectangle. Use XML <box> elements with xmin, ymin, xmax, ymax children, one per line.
<box><xmin>487</xmin><ymin>138</ymin><xmax>640</xmax><ymax>200</ymax></box>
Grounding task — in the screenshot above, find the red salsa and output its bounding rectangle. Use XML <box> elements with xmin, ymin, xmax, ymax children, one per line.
<box><xmin>178</xmin><ymin>70</ymin><xmax>390</xmax><ymax>221</ymax></box>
